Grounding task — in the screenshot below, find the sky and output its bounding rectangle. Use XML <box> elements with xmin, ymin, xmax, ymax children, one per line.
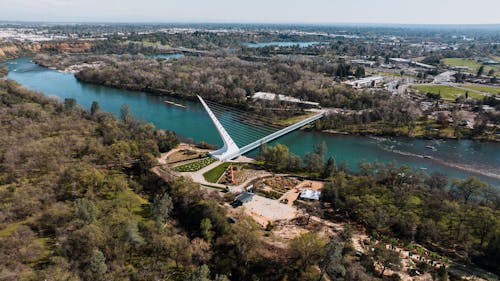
<box><xmin>0</xmin><ymin>0</ymin><xmax>499</xmax><ymax>25</ymax></box>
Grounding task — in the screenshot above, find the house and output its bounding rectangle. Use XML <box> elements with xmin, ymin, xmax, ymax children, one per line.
<box><xmin>299</xmin><ymin>189</ymin><xmax>321</xmax><ymax>201</ymax></box>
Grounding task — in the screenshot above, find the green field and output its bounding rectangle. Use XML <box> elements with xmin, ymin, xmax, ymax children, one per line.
<box><xmin>441</xmin><ymin>58</ymin><xmax>500</xmax><ymax>74</ymax></box>
<box><xmin>173</xmin><ymin>157</ymin><xmax>216</xmax><ymax>172</ymax></box>
<box><xmin>203</xmin><ymin>162</ymin><xmax>231</xmax><ymax>183</ymax></box>
<box><xmin>461</xmin><ymin>84</ymin><xmax>500</xmax><ymax>95</ymax></box>
<box><xmin>441</xmin><ymin>58</ymin><xmax>482</xmax><ymax>71</ymax></box>
<box><xmin>413</xmin><ymin>84</ymin><xmax>484</xmax><ymax>101</ymax></box>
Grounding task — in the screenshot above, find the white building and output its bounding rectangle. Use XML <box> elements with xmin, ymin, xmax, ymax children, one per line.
<box><xmin>251</xmin><ymin>92</ymin><xmax>320</xmax><ymax>107</ymax></box>
<box><xmin>344</xmin><ymin>76</ymin><xmax>385</xmax><ymax>89</ymax></box>
<box><xmin>300</xmin><ymin>189</ymin><xmax>321</xmax><ymax>201</ymax></box>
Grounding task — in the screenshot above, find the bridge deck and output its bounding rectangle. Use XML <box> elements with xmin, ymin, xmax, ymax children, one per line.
<box><xmin>198</xmin><ymin>96</ymin><xmax>324</xmax><ymax>161</ymax></box>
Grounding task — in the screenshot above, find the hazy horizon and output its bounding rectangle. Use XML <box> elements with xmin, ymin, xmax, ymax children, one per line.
<box><xmin>1</xmin><ymin>0</ymin><xmax>499</xmax><ymax>25</ymax></box>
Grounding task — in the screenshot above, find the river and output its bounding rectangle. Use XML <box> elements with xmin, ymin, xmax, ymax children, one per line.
<box><xmin>3</xmin><ymin>57</ymin><xmax>499</xmax><ymax>186</ymax></box>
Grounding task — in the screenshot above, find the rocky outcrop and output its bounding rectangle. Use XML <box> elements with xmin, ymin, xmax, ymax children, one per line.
<box><xmin>0</xmin><ymin>41</ymin><xmax>92</xmax><ymax>59</ymax></box>
<box><xmin>40</xmin><ymin>42</ymin><xmax>92</xmax><ymax>53</ymax></box>
<box><xmin>0</xmin><ymin>44</ymin><xmax>22</xmax><ymax>58</ymax></box>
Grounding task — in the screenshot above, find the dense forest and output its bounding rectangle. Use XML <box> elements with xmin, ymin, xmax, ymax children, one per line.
<box><xmin>35</xmin><ymin>54</ymin><xmax>396</xmax><ymax>110</ymax></box>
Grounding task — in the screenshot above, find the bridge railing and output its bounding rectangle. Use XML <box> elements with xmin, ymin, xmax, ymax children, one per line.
<box><xmin>221</xmin><ymin>111</ymin><xmax>325</xmax><ymax>161</ymax></box>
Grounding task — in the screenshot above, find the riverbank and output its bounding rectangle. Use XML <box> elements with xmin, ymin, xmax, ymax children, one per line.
<box><xmin>322</xmin><ymin>128</ymin><xmax>500</xmax><ymax>143</ymax></box>
<box><xmin>3</xmin><ymin>56</ymin><xmax>499</xmax><ymax>186</ymax></box>
<box><xmin>320</xmin><ymin>119</ymin><xmax>499</xmax><ymax>143</ymax></box>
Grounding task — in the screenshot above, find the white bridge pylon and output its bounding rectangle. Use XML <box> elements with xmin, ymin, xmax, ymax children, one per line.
<box><xmin>197</xmin><ymin>95</ymin><xmax>325</xmax><ymax>161</ymax></box>
<box><xmin>197</xmin><ymin>95</ymin><xmax>240</xmax><ymax>160</ymax></box>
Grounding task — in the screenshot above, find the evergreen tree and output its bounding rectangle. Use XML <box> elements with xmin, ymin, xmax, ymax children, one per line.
<box><xmin>89</xmin><ymin>249</ymin><xmax>107</xmax><ymax>279</ymax></box>
<box><xmin>322</xmin><ymin>156</ymin><xmax>337</xmax><ymax>178</ymax></box>
<box><xmin>200</xmin><ymin>218</ymin><xmax>215</xmax><ymax>243</ymax></box>
<box><xmin>355</xmin><ymin>66</ymin><xmax>365</xmax><ymax>78</ymax></box>
<box><xmin>120</xmin><ymin>104</ymin><xmax>132</xmax><ymax>124</ymax></box>
<box><xmin>90</xmin><ymin>101</ymin><xmax>100</xmax><ymax>116</ymax></box>
<box><xmin>75</xmin><ymin>198</ymin><xmax>99</xmax><ymax>223</ymax></box>
<box><xmin>152</xmin><ymin>193</ymin><xmax>173</xmax><ymax>226</ymax></box>
<box><xmin>477</xmin><ymin>65</ymin><xmax>484</xmax><ymax>77</ymax></box>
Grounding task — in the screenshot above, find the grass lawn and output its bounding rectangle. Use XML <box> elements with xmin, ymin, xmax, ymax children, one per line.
<box><xmin>441</xmin><ymin>58</ymin><xmax>500</xmax><ymax>74</ymax></box>
<box><xmin>413</xmin><ymin>84</ymin><xmax>484</xmax><ymax>101</ymax></box>
<box><xmin>203</xmin><ymin>162</ymin><xmax>231</xmax><ymax>183</ymax></box>
<box><xmin>173</xmin><ymin>157</ymin><xmax>216</xmax><ymax>172</ymax></box>
<box><xmin>375</xmin><ymin>71</ymin><xmax>416</xmax><ymax>78</ymax></box>
<box><xmin>441</xmin><ymin>58</ymin><xmax>482</xmax><ymax>71</ymax></box>
<box><xmin>276</xmin><ymin>111</ymin><xmax>316</xmax><ymax>126</ymax></box>
<box><xmin>461</xmin><ymin>84</ymin><xmax>500</xmax><ymax>95</ymax></box>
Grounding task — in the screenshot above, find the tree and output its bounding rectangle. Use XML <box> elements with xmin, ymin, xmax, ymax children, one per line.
<box><xmin>64</xmin><ymin>98</ymin><xmax>76</xmax><ymax>111</ymax></box>
<box><xmin>318</xmin><ymin>236</ymin><xmax>346</xmax><ymax>281</ymax></box>
<box><xmin>373</xmin><ymin>244</ymin><xmax>402</xmax><ymax>277</ymax></box>
<box><xmin>90</xmin><ymin>101</ymin><xmax>100</xmax><ymax>116</ymax></box>
<box><xmin>320</xmin><ymin>181</ymin><xmax>342</xmax><ymax>206</ymax></box>
<box><xmin>477</xmin><ymin>65</ymin><xmax>484</xmax><ymax>77</ymax></box>
<box><xmin>137</xmin><ymin>152</ymin><xmax>158</xmax><ymax>173</ymax></box>
<box><xmin>231</xmin><ymin>218</ymin><xmax>260</xmax><ymax>265</ymax></box>
<box><xmin>189</xmin><ymin>264</ymin><xmax>211</xmax><ymax>281</ymax></box>
<box><xmin>289</xmin><ymin>232</ymin><xmax>327</xmax><ymax>271</ymax></box>
<box><xmin>425</xmin><ymin>172</ymin><xmax>448</xmax><ymax>190</ymax></box>
<box><xmin>450</xmin><ymin>176</ymin><xmax>487</xmax><ymax>205</ymax></box>
<box><xmin>260</xmin><ymin>144</ymin><xmax>296</xmax><ymax>172</ymax></box>
<box><xmin>322</xmin><ymin>156</ymin><xmax>337</xmax><ymax>178</ymax></box>
<box><xmin>355</xmin><ymin>66</ymin><xmax>365</xmax><ymax>78</ymax></box>
<box><xmin>151</xmin><ymin>193</ymin><xmax>173</xmax><ymax>226</ymax></box>
<box><xmin>75</xmin><ymin>198</ymin><xmax>99</xmax><ymax>223</ymax></box>
<box><xmin>487</xmin><ymin>69</ymin><xmax>495</xmax><ymax>76</ymax></box>
<box><xmin>120</xmin><ymin>104</ymin><xmax>132</xmax><ymax>124</ymax></box>
<box><xmin>89</xmin><ymin>249</ymin><xmax>107</xmax><ymax>279</ymax></box>
<box><xmin>304</xmin><ymin>152</ymin><xmax>324</xmax><ymax>173</ymax></box>
<box><xmin>122</xmin><ymin>220</ymin><xmax>144</xmax><ymax>257</ymax></box>
<box><xmin>472</xmin><ymin>206</ymin><xmax>498</xmax><ymax>247</ymax></box>
<box><xmin>41</xmin><ymin>256</ymin><xmax>80</xmax><ymax>281</ymax></box>
<box><xmin>167</xmin><ymin>234</ymin><xmax>192</xmax><ymax>268</ymax></box>
<box><xmin>200</xmin><ymin>218</ymin><xmax>215</xmax><ymax>243</ymax></box>
<box><xmin>314</xmin><ymin>142</ymin><xmax>328</xmax><ymax>159</ymax></box>
<box><xmin>190</xmin><ymin>238</ymin><xmax>212</xmax><ymax>265</ymax></box>
<box><xmin>155</xmin><ymin>129</ymin><xmax>179</xmax><ymax>153</ymax></box>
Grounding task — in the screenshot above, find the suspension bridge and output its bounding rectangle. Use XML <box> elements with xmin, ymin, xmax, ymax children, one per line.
<box><xmin>198</xmin><ymin>95</ymin><xmax>325</xmax><ymax>161</ymax></box>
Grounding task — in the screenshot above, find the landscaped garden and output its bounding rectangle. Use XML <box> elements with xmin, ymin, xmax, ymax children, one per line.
<box><xmin>173</xmin><ymin>157</ymin><xmax>216</xmax><ymax>172</ymax></box>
